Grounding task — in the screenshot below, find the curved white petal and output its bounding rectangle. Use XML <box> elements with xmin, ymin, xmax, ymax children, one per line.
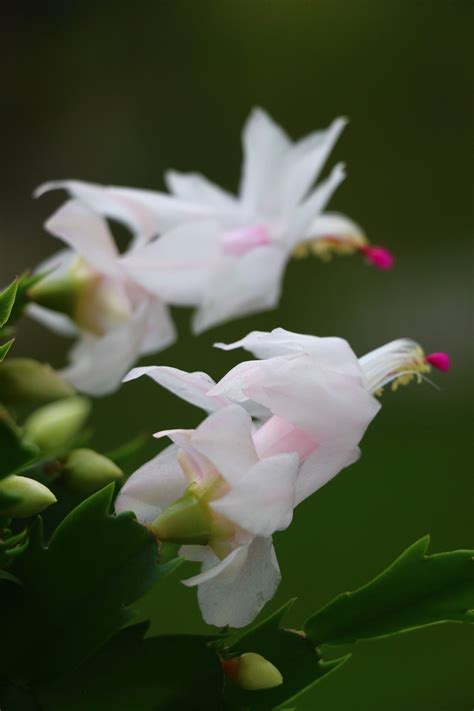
<box><xmin>211</xmin><ymin>452</ymin><xmax>299</xmax><ymax>536</ymax></box>
<box><xmin>165</xmin><ymin>170</ymin><xmax>238</xmax><ymax>213</ymax></box>
<box><xmin>138</xmin><ymin>297</ymin><xmax>177</xmax><ymax>357</ymax></box>
<box><xmin>60</xmin><ymin>302</ymin><xmax>151</xmax><ymax>395</ymax></box>
<box><xmin>123</xmin><ymin>365</ymin><xmax>228</xmax><ymax>413</ymax></box>
<box><xmin>215</xmin><ymin>329</ymin><xmax>364</xmax><ymax>379</ymax></box>
<box><xmin>185</xmin><ymin>537</ymin><xmax>281</xmax><ymax>628</ymax></box>
<box><xmin>239</xmin><ymin>108</ymin><xmax>290</xmax><ymax>213</ymax></box>
<box><xmin>302</xmin><ymin>211</ymin><xmax>365</xmax><ymax>243</ymax></box>
<box><xmin>183</xmin><ymin>544</ymin><xmax>248</xmax><ymax>588</ymax></box>
<box><xmin>178</xmin><ymin>544</ymin><xmax>210</xmax><ymax>563</ymax></box>
<box><xmin>36</xmin><ymin>179</ymin><xmax>215</xmax><ymax>246</ymax></box>
<box><xmin>207</xmin><ymin>360</ymin><xmax>272</xmax><ymax>418</ymax></box>
<box><xmin>27</xmin><ymin>303</ymin><xmax>78</xmax><ymax>337</ymax></box>
<box><xmin>276</xmin><ymin>117</ymin><xmax>347</xmax><ymax>216</ymax></box>
<box><xmin>192</xmin><ymin>246</ymin><xmax>287</xmax><ymax>334</ymax></box>
<box><xmin>115</xmin><ymin>444</ymin><xmax>186</xmax><ymax>523</ymax></box>
<box><xmin>192</xmin><ymin>405</ymin><xmax>258</xmax><ymax>485</ymax></box>
<box><xmin>241</xmin><ymin>356</ymin><xmax>380</xmax><ymax>443</ymax></box>
<box><xmin>121</xmin><ymin>220</ymin><xmax>220</xmax><ymax>304</ymax></box>
<box><xmin>295</xmin><ymin>444</ymin><xmax>361</xmax><ymax>505</ymax></box>
<box><xmin>45</xmin><ymin>200</ymin><xmax>119</xmax><ymax>274</ymax></box>
<box><xmin>287</xmin><ymin>163</ymin><xmax>346</xmax><ymax>247</ymax></box>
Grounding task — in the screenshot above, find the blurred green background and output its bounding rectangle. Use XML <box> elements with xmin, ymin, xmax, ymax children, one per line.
<box><xmin>0</xmin><ymin>1</ymin><xmax>472</xmax><ymax>709</ymax></box>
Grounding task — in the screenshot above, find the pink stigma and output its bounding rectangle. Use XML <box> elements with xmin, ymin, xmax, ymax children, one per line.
<box><xmin>221</xmin><ymin>224</ymin><xmax>271</xmax><ymax>257</ymax></box>
<box><xmin>426</xmin><ymin>352</ymin><xmax>450</xmax><ymax>372</ymax></box>
<box><xmin>360</xmin><ymin>245</ymin><xmax>395</xmax><ymax>271</ymax></box>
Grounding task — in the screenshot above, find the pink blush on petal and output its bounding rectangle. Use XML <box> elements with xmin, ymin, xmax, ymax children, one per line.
<box><xmin>253</xmin><ymin>415</ymin><xmax>317</xmax><ymax>463</ymax></box>
<box><xmin>221</xmin><ymin>224</ymin><xmax>271</xmax><ymax>257</ymax></box>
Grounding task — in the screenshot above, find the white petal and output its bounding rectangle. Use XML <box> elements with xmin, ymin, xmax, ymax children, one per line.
<box><xmin>302</xmin><ymin>211</ymin><xmax>364</xmax><ymax>243</ymax></box>
<box><xmin>45</xmin><ymin>200</ymin><xmax>119</xmax><ymax>274</ymax></box>
<box><xmin>287</xmin><ymin>163</ymin><xmax>346</xmax><ymax>247</ymax></box>
<box><xmin>207</xmin><ymin>360</ymin><xmax>272</xmax><ymax>419</ymax></box>
<box><xmin>165</xmin><ymin>170</ymin><xmax>238</xmax><ymax>213</ymax></box>
<box><xmin>216</xmin><ymin>329</ymin><xmax>364</xmax><ymax>378</ymax></box>
<box><xmin>138</xmin><ymin>297</ymin><xmax>177</xmax><ymax>357</ymax></box>
<box><xmin>238</xmin><ymin>355</ymin><xmax>381</xmax><ymax>444</ymax></box>
<box><xmin>183</xmin><ymin>545</ymin><xmax>248</xmax><ymax>587</ymax></box>
<box><xmin>61</xmin><ymin>303</ymin><xmax>150</xmax><ymax>395</ymax></box>
<box><xmin>211</xmin><ymin>452</ymin><xmax>299</xmax><ymax>536</ymax></box>
<box><xmin>295</xmin><ymin>444</ymin><xmax>361</xmax><ymax>505</ymax></box>
<box><xmin>276</xmin><ymin>117</ymin><xmax>347</xmax><ymax>216</ymax></box>
<box><xmin>121</xmin><ymin>220</ymin><xmax>220</xmax><ymax>304</ymax></box>
<box><xmin>123</xmin><ymin>365</ymin><xmax>228</xmax><ymax>413</ymax></box>
<box><xmin>239</xmin><ymin>108</ymin><xmax>291</xmax><ymax>213</ymax></box>
<box><xmin>192</xmin><ymin>246</ymin><xmax>287</xmax><ymax>334</ymax></box>
<box><xmin>27</xmin><ymin>303</ymin><xmax>78</xmax><ymax>337</ymax></box>
<box><xmin>178</xmin><ymin>544</ymin><xmax>210</xmax><ymax>562</ymax></box>
<box><xmin>36</xmin><ymin>179</ymin><xmax>219</xmax><ymax>247</ymax></box>
<box><xmin>186</xmin><ymin>537</ymin><xmax>281</xmax><ymax>628</ymax></box>
<box><xmin>115</xmin><ymin>444</ymin><xmax>186</xmax><ymax>523</ymax></box>
<box><xmin>191</xmin><ymin>405</ymin><xmax>258</xmax><ymax>485</ymax></box>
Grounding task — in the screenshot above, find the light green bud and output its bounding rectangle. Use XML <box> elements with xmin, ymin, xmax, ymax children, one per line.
<box><xmin>0</xmin><ymin>474</ymin><xmax>57</xmax><ymax>518</ymax></box>
<box><xmin>28</xmin><ymin>258</ymin><xmax>94</xmax><ymax>322</ymax></box>
<box><xmin>29</xmin><ymin>257</ymin><xmax>131</xmax><ymax>337</ymax></box>
<box><xmin>150</xmin><ymin>486</ymin><xmax>213</xmax><ymax>545</ymax></box>
<box><xmin>62</xmin><ymin>448</ymin><xmax>123</xmax><ymax>495</ymax></box>
<box><xmin>24</xmin><ymin>396</ymin><xmax>91</xmax><ymax>453</ymax></box>
<box><xmin>0</xmin><ymin>358</ymin><xmax>74</xmax><ymax>405</ymax></box>
<box><xmin>235</xmin><ymin>653</ymin><xmax>283</xmax><ymax>690</ymax></box>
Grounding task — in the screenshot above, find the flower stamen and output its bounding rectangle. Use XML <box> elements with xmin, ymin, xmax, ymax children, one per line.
<box><xmin>293</xmin><ymin>233</ymin><xmax>394</xmax><ymax>271</ymax></box>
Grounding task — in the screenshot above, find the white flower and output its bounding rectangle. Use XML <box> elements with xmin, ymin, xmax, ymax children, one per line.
<box><xmin>28</xmin><ymin>200</ymin><xmax>175</xmax><ymax>396</ymax></box>
<box><xmin>35</xmin><ymin>109</ymin><xmax>393</xmax><ymax>334</ymax></box>
<box><xmin>117</xmin><ymin>329</ymin><xmax>449</xmax><ymax>627</ymax></box>
<box><xmin>116</xmin><ymin>405</ymin><xmax>299</xmax><ymax>628</ymax></box>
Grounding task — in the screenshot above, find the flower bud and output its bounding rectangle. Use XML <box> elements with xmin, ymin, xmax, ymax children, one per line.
<box><xmin>24</xmin><ymin>396</ymin><xmax>91</xmax><ymax>453</ymax></box>
<box><xmin>29</xmin><ymin>257</ymin><xmax>132</xmax><ymax>337</ymax></box>
<box><xmin>0</xmin><ymin>358</ymin><xmax>74</xmax><ymax>405</ymax></box>
<box><xmin>0</xmin><ymin>474</ymin><xmax>57</xmax><ymax>518</ymax></box>
<box><xmin>28</xmin><ymin>260</ymin><xmax>91</xmax><ymax>319</ymax></box>
<box><xmin>62</xmin><ymin>448</ymin><xmax>123</xmax><ymax>495</ymax></box>
<box><xmin>149</xmin><ymin>486</ymin><xmax>214</xmax><ymax>545</ymax></box>
<box><xmin>222</xmin><ymin>652</ymin><xmax>283</xmax><ymax>691</ymax></box>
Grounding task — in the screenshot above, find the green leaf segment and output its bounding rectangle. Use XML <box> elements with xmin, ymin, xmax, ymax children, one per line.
<box><xmin>305</xmin><ymin>535</ymin><xmax>474</xmax><ymax>645</ymax></box>
<box><xmin>0</xmin><ymin>486</ymin><xmax>182</xmax><ymax>684</ymax></box>
<box><xmin>0</xmin><ymin>481</ymin><xmax>472</xmax><ymax>711</ymax></box>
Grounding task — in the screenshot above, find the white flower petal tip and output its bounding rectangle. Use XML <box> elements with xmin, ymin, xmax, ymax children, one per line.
<box><xmin>33</xmin><ymin>181</ymin><xmax>63</xmax><ymax>198</ymax></box>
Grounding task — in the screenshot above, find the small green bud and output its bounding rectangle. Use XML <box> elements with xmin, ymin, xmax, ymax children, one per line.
<box><xmin>24</xmin><ymin>396</ymin><xmax>91</xmax><ymax>453</ymax></box>
<box><xmin>0</xmin><ymin>474</ymin><xmax>57</xmax><ymax>518</ymax></box>
<box><xmin>150</xmin><ymin>486</ymin><xmax>213</xmax><ymax>545</ymax></box>
<box><xmin>28</xmin><ymin>258</ymin><xmax>94</xmax><ymax>321</ymax></box>
<box><xmin>29</xmin><ymin>257</ymin><xmax>131</xmax><ymax>336</ymax></box>
<box><xmin>0</xmin><ymin>358</ymin><xmax>74</xmax><ymax>405</ymax></box>
<box><xmin>62</xmin><ymin>448</ymin><xmax>123</xmax><ymax>495</ymax></box>
<box><xmin>233</xmin><ymin>653</ymin><xmax>283</xmax><ymax>691</ymax></box>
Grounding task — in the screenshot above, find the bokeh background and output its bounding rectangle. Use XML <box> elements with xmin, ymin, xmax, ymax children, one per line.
<box><xmin>1</xmin><ymin>1</ymin><xmax>473</xmax><ymax>709</ymax></box>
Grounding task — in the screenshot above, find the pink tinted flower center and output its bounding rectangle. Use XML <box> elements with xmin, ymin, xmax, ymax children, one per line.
<box><xmin>252</xmin><ymin>415</ymin><xmax>317</xmax><ymax>463</ymax></box>
<box><xmin>221</xmin><ymin>224</ymin><xmax>271</xmax><ymax>257</ymax></box>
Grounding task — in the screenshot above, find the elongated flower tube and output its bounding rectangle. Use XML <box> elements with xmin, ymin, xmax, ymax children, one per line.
<box><xmin>35</xmin><ymin>108</ymin><xmax>393</xmax><ymax>334</ymax></box>
<box><xmin>116</xmin><ymin>329</ymin><xmax>448</xmax><ymax>628</ymax></box>
<box><xmin>28</xmin><ymin>200</ymin><xmax>175</xmax><ymax>395</ymax></box>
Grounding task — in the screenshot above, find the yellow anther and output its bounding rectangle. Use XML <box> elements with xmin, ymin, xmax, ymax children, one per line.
<box><xmin>293</xmin><ymin>234</ymin><xmax>368</xmax><ymax>262</ymax></box>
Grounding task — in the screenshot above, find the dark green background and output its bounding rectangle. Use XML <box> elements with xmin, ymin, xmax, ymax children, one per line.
<box><xmin>1</xmin><ymin>2</ymin><xmax>472</xmax><ymax>709</ymax></box>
